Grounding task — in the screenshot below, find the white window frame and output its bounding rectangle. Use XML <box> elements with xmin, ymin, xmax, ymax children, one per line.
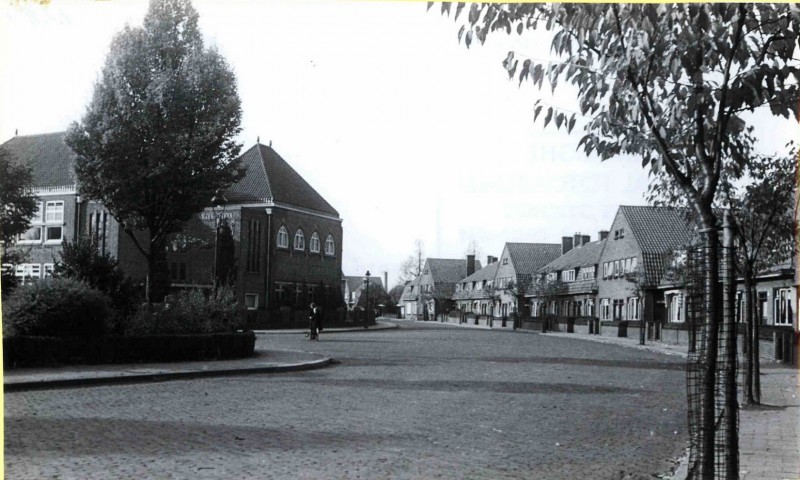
<box><xmin>324</xmin><ymin>234</ymin><xmax>335</xmax><ymax>256</ymax></box>
<box><xmin>561</xmin><ymin>269</ymin><xmax>575</xmax><ymax>282</ymax></box>
<box><xmin>245</xmin><ymin>294</ymin><xmax>259</xmax><ymax>310</ymax></box>
<box><xmin>310</xmin><ymin>232</ymin><xmax>321</xmax><ymax>253</ymax></box>
<box><xmin>774</xmin><ymin>288</ymin><xmax>793</xmax><ymax>326</ymax></box>
<box><xmin>43</xmin><ymin>263</ymin><xmax>55</xmax><ymax>277</ymax></box>
<box><xmin>45</xmin><ymin>201</ymin><xmax>64</xmax><ymax>223</ymax></box>
<box><xmin>45</xmin><ymin>225</ymin><xmax>63</xmax><ymax>243</ymax></box>
<box><xmin>277</xmin><ymin>226</ymin><xmax>289</xmax><ymax>249</ymax></box>
<box><xmin>293</xmin><ymin>230</ymin><xmax>305</xmax><ymax>250</ymax></box>
<box><xmin>15</xmin><ymin>263</ymin><xmax>42</xmax><ymax>283</ymax></box>
<box><xmin>600</xmin><ymin>298</ymin><xmax>610</xmax><ymax>320</ymax></box>
<box><xmin>17</xmin><ymin>225</ymin><xmax>43</xmax><ymax>244</ymax></box>
<box><xmin>627</xmin><ymin>297</ymin><xmax>640</xmax><ymax>320</ymax></box>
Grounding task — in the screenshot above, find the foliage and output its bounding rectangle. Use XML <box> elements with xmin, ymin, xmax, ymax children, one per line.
<box><xmin>65</xmin><ymin>0</ymin><xmax>244</xmax><ymax>302</ymax></box>
<box><xmin>3</xmin><ymin>277</ymin><xmax>111</xmax><ymax>338</ymax></box>
<box><xmin>0</xmin><ymin>148</ymin><xmax>38</xmax><ymax>246</ymax></box>
<box><xmin>399</xmin><ymin>239</ymin><xmax>426</xmax><ymax>283</ymax></box>
<box><xmin>124</xmin><ymin>286</ymin><xmax>242</xmax><ymax>335</ymax></box>
<box><xmin>388</xmin><ymin>283</ymin><xmax>406</xmax><ymax>304</ymax></box>
<box><xmin>54</xmin><ymin>235</ymin><xmax>139</xmax><ymax>313</ymax></box>
<box><xmin>528</xmin><ymin>275</ymin><xmax>566</xmax><ymax>317</ymax></box>
<box><xmin>1</xmin><ymin>249</ymin><xmax>28</xmax><ymax>299</ymax></box>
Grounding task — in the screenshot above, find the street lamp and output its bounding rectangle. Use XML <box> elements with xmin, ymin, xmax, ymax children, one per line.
<box><xmin>363</xmin><ymin>270</ymin><xmax>371</xmax><ymax>329</ymax></box>
<box><xmin>211</xmin><ymin>189</ymin><xmax>227</xmax><ymax>289</ymax></box>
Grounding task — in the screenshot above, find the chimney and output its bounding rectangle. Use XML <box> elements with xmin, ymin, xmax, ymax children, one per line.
<box><xmin>573</xmin><ymin>233</ymin><xmax>583</xmax><ymax>248</ymax></box>
<box><xmin>562</xmin><ymin>236</ymin><xmax>574</xmax><ymax>255</ymax></box>
<box><xmin>599</xmin><ymin>230</ymin><xmax>609</xmax><ymax>241</ymax></box>
<box><xmin>467</xmin><ymin>255</ymin><xmax>476</xmax><ymax>276</ymax></box>
<box><xmin>582</xmin><ymin>235</ymin><xmax>590</xmax><ymax>245</ymax></box>
<box><xmin>487</xmin><ymin>255</ymin><xmax>497</xmax><ymax>265</ymax></box>
<box><xmin>384</xmin><ymin>271</ymin><xmax>388</xmax><ymax>291</ymax></box>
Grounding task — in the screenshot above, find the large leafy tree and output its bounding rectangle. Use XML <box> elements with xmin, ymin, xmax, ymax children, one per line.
<box><xmin>66</xmin><ymin>0</ymin><xmax>244</xmax><ymax>302</ymax></box>
<box><xmin>443</xmin><ymin>4</ymin><xmax>799</xmax><ymax>478</ymax></box>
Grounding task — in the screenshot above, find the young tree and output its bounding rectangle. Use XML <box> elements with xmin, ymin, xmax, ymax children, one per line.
<box><xmin>398</xmin><ymin>239</ymin><xmax>426</xmax><ymax>283</ymax></box>
<box><xmin>503</xmin><ymin>274</ymin><xmax>533</xmax><ymax>328</ymax></box>
<box><xmin>464</xmin><ymin>239</ymin><xmax>482</xmax><ymax>260</ymax></box>
<box><xmin>724</xmin><ymin>150</ymin><xmax>796</xmax><ymax>405</ymax></box>
<box><xmin>445</xmin><ymin>5</ymin><xmax>798</xmax><ymax>476</ymax></box>
<box><xmin>0</xmin><ymin>150</ymin><xmax>38</xmax><ymax>247</ymax></box>
<box><xmin>66</xmin><ymin>0</ymin><xmax>244</xmax><ymax>302</ymax></box>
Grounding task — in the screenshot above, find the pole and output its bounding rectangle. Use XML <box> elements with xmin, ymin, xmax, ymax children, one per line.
<box><xmin>723</xmin><ymin>211</ymin><xmax>739</xmax><ymax>479</ymax></box>
<box><xmin>365</xmin><ymin>277</ymin><xmax>370</xmax><ymax>329</ymax></box>
<box><xmin>213</xmin><ymin>218</ymin><xmax>220</xmax><ymax>289</ymax></box>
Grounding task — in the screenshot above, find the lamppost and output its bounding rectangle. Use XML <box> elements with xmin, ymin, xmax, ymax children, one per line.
<box><xmin>363</xmin><ymin>270</ymin><xmax>371</xmax><ymax>329</ymax></box>
<box><xmin>211</xmin><ymin>189</ymin><xmax>227</xmax><ymax>289</ymax></box>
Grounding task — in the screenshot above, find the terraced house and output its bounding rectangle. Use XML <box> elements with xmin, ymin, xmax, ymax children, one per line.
<box><xmin>596</xmin><ymin>205</ymin><xmax>694</xmax><ymax>324</ymax></box>
<box><xmin>400</xmin><ymin>256</ymin><xmax>481</xmax><ymax>320</ymax></box>
<box><xmin>493</xmin><ymin>242</ymin><xmax>561</xmax><ymax>319</ymax></box>
<box><xmin>1</xmin><ymin>133</ymin><xmax>343</xmax><ymax>325</ymax></box>
<box><xmin>529</xmin><ymin>233</ymin><xmax>607</xmax><ymax>319</ymax></box>
<box><xmin>453</xmin><ymin>256</ymin><xmax>499</xmax><ymax>316</ymax></box>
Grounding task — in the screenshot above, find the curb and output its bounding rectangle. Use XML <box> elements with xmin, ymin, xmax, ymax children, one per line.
<box><xmin>4</xmin><ymin>355</ymin><xmax>333</xmax><ymax>392</ymax></box>
<box><xmin>253</xmin><ymin>320</ymin><xmax>399</xmax><ymax>335</ymax></box>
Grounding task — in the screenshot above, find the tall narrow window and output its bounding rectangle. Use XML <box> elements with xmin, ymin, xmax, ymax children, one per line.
<box><xmin>310</xmin><ymin>232</ymin><xmax>321</xmax><ymax>253</ymax></box>
<box><xmin>294</xmin><ymin>229</ymin><xmax>305</xmax><ymax>251</ymax></box>
<box><xmin>324</xmin><ymin>234</ymin><xmax>335</xmax><ymax>256</ymax></box>
<box><xmin>277</xmin><ymin>226</ymin><xmax>289</xmax><ymax>248</ymax></box>
<box><xmin>247</xmin><ymin>220</ymin><xmax>262</xmax><ymax>272</ymax></box>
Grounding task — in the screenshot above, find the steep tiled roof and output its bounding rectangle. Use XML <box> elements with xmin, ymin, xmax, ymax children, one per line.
<box><xmin>427</xmin><ymin>258</ymin><xmax>482</xmax><ymax>284</ymax></box>
<box><xmin>399</xmin><ymin>277</ymin><xmax>420</xmax><ymax>303</ymax></box>
<box><xmin>226</xmin><ymin>143</ymin><xmax>339</xmax><ymax>216</ymax></box>
<box><xmin>1</xmin><ymin>132</ymin><xmax>77</xmax><ymax>188</ymax></box>
<box><xmin>540</xmin><ymin>239</ymin><xmax>606</xmax><ymax>272</ymax></box>
<box><xmin>453</xmin><ymin>262</ymin><xmax>499</xmax><ymax>301</ymax></box>
<box><xmin>620</xmin><ymin>206</ymin><xmax>694</xmax><ymax>254</ymax></box>
<box><xmin>506</xmin><ymin>243</ymin><xmax>562</xmax><ymax>275</ymax></box>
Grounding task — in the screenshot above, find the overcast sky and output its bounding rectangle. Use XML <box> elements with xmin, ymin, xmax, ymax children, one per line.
<box><xmin>1</xmin><ymin>1</ymin><xmax>796</xmax><ymax>288</ymax></box>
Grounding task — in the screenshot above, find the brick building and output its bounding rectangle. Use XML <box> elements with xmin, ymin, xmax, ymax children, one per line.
<box><xmin>2</xmin><ymin>133</ymin><xmax>343</xmax><ymax>324</ymax></box>
<box><xmin>493</xmin><ymin>242</ymin><xmax>561</xmax><ymax>318</ymax></box>
<box><xmin>401</xmin><ymin>256</ymin><xmax>481</xmax><ymax>320</ymax></box>
<box><xmin>529</xmin><ymin>233</ymin><xmax>606</xmax><ymax>319</ymax></box>
<box><xmin>453</xmin><ymin>256</ymin><xmax>499</xmax><ymax>316</ymax></box>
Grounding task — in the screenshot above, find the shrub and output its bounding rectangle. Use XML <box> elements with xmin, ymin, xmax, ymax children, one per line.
<box><xmin>54</xmin><ymin>235</ymin><xmax>139</xmax><ymax>314</ymax></box>
<box><xmin>124</xmin><ymin>286</ymin><xmax>242</xmax><ymax>335</ymax></box>
<box><xmin>3</xmin><ymin>277</ymin><xmax>111</xmax><ymax>337</ymax></box>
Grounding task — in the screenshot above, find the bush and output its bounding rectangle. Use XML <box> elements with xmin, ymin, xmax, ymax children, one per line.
<box><xmin>3</xmin><ymin>277</ymin><xmax>111</xmax><ymax>337</ymax></box>
<box><xmin>54</xmin><ymin>235</ymin><xmax>139</xmax><ymax>314</ymax></box>
<box><xmin>124</xmin><ymin>286</ymin><xmax>242</xmax><ymax>335</ymax></box>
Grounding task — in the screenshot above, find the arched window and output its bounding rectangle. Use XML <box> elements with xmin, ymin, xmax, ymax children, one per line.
<box><xmin>324</xmin><ymin>235</ymin><xmax>335</xmax><ymax>256</ymax></box>
<box><xmin>294</xmin><ymin>229</ymin><xmax>305</xmax><ymax>251</ymax></box>
<box><xmin>277</xmin><ymin>226</ymin><xmax>289</xmax><ymax>248</ymax></box>
<box><xmin>310</xmin><ymin>232</ymin><xmax>321</xmax><ymax>253</ymax></box>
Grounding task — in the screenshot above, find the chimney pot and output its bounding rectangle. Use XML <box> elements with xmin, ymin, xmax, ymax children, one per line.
<box><xmin>562</xmin><ymin>236</ymin><xmax>574</xmax><ymax>255</ymax></box>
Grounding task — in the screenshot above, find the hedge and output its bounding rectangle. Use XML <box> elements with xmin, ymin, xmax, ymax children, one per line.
<box><xmin>3</xmin><ymin>331</ymin><xmax>256</xmax><ymax>368</ymax></box>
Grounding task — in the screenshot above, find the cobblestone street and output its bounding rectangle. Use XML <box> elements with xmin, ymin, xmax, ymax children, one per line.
<box><xmin>5</xmin><ymin>322</ymin><xmax>689</xmax><ymax>479</ymax></box>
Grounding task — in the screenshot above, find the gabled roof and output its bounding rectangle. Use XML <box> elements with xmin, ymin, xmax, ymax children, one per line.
<box><xmin>226</xmin><ymin>143</ymin><xmax>339</xmax><ymax>216</ymax></box>
<box><xmin>540</xmin><ymin>239</ymin><xmax>606</xmax><ymax>272</ymax></box>
<box><xmin>619</xmin><ymin>205</ymin><xmax>694</xmax><ymax>254</ymax></box>
<box><xmin>505</xmin><ymin>243</ymin><xmax>562</xmax><ymax>275</ymax></box>
<box><xmin>344</xmin><ymin>275</ymin><xmax>383</xmax><ymax>293</ymax></box>
<box><xmin>1</xmin><ymin>132</ymin><xmax>77</xmax><ymax>188</ymax></box>
<box><xmin>426</xmin><ymin>258</ymin><xmax>482</xmax><ymax>284</ymax></box>
<box><xmin>453</xmin><ymin>261</ymin><xmax>499</xmax><ymax>301</ymax></box>
<box><xmin>399</xmin><ymin>276</ymin><xmax>420</xmax><ymax>302</ymax></box>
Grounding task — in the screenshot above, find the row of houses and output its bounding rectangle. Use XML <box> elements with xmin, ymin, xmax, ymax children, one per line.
<box><xmin>399</xmin><ymin>206</ymin><xmax>797</xmax><ymax>331</ymax></box>
<box><xmin>2</xmin><ymin>132</ymin><xmax>345</xmax><ymax>326</ymax></box>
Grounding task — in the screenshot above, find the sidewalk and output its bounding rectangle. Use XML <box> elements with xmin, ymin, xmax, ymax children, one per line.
<box><xmin>545</xmin><ymin>330</ymin><xmax>800</xmax><ymax>480</ymax></box>
<box><xmin>253</xmin><ymin>319</ymin><xmax>398</xmax><ymax>335</ymax></box>
<box><xmin>4</xmin><ymin>321</ymin><xmax>398</xmax><ymax>391</ymax></box>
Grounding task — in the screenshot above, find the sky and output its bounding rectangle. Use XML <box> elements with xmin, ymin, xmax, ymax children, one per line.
<box><xmin>1</xmin><ymin>1</ymin><xmax>797</xmax><ymax>289</ymax></box>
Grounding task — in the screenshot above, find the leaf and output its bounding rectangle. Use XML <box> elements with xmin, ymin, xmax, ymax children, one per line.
<box><xmin>458</xmin><ymin>25</ymin><xmax>465</xmax><ymax>43</ymax></box>
<box><xmin>465</xmin><ymin>30</ymin><xmax>473</xmax><ymax>49</ymax></box>
<box><xmin>517</xmin><ymin>22</ymin><xmax>524</xmax><ymax>35</ymax></box>
<box><xmin>567</xmin><ymin>114</ymin><xmax>576</xmax><ymax>133</ymax></box>
<box><xmin>555</xmin><ymin>112</ymin><xmax>564</xmax><ymax>129</ymax></box>
<box><xmin>543</xmin><ymin>107</ymin><xmax>553</xmax><ymax>128</ymax></box>
<box><xmin>534</xmin><ymin>104</ymin><xmax>543</xmax><ymax>121</ymax></box>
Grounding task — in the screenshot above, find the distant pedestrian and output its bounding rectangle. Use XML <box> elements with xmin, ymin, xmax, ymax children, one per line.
<box><xmin>308</xmin><ymin>302</ymin><xmax>320</xmax><ymax>340</ymax></box>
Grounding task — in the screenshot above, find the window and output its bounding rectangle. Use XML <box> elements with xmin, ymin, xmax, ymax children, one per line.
<box><xmin>247</xmin><ymin>220</ymin><xmax>262</xmax><ymax>272</ymax></box>
<box><xmin>546</xmin><ymin>272</ymin><xmax>557</xmax><ymax>282</ymax></box>
<box><xmin>294</xmin><ymin>230</ymin><xmax>305</xmax><ymax>250</ymax></box>
<box><xmin>612</xmin><ymin>299</ymin><xmax>624</xmax><ymax>320</ymax></box>
<box><xmin>613</xmin><ymin>260</ymin><xmax>620</xmax><ymax>278</ymax></box>
<box><xmin>43</xmin><ymin>263</ymin><xmax>55</xmax><ymax>277</ymax></box>
<box><xmin>774</xmin><ymin>288</ymin><xmax>793</xmax><ymax>325</ymax></box>
<box><xmin>586</xmin><ymin>298</ymin><xmax>595</xmax><ymax>317</ymax></box>
<box><xmin>45</xmin><ymin>201</ymin><xmax>64</xmax><ymax>223</ymax></box>
<box><xmin>310</xmin><ymin>232</ymin><xmax>321</xmax><ymax>253</ymax></box>
<box><xmin>561</xmin><ymin>269</ymin><xmax>575</xmax><ymax>282</ymax></box>
<box><xmin>666</xmin><ymin>292</ymin><xmax>683</xmax><ymax>323</ymax></box>
<box><xmin>277</xmin><ymin>226</ymin><xmax>289</xmax><ymax>248</ymax></box>
<box><xmin>324</xmin><ymin>235</ymin><xmax>335</xmax><ymax>255</ymax></box>
<box><xmin>502</xmin><ymin>258</ymin><xmax>508</xmax><ymax>265</ymax></box>
<box><xmin>579</xmin><ymin>266</ymin><xmax>595</xmax><ymax>281</ymax></box>
<box><xmin>624</xmin><ymin>258</ymin><xmax>631</xmax><ymax>274</ymax></box>
<box><xmin>626</xmin><ymin>297</ymin><xmax>640</xmax><ymax>320</ymax></box>
<box><xmin>245</xmin><ymin>294</ymin><xmax>259</xmax><ymax>310</ymax></box>
<box><xmin>89</xmin><ymin>211</ymin><xmax>108</xmax><ymax>247</ymax></box>
<box><xmin>630</xmin><ymin>257</ymin><xmax>638</xmax><ymax>272</ymax></box>
<box><xmin>600</xmin><ymin>299</ymin><xmax>610</xmax><ymax>320</ymax></box>
<box><xmin>15</xmin><ymin>263</ymin><xmax>42</xmax><ymax>284</ymax></box>
<box><xmin>45</xmin><ymin>225</ymin><xmax>63</xmax><ymax>242</ymax></box>
<box><xmin>17</xmin><ymin>202</ymin><xmax>43</xmax><ymax>243</ymax></box>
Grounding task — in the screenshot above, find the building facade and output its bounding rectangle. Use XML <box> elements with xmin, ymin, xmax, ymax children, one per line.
<box><xmin>2</xmin><ymin>134</ymin><xmax>343</xmax><ymax>323</ymax></box>
<box><xmin>493</xmin><ymin>242</ymin><xmax>561</xmax><ymax>318</ymax></box>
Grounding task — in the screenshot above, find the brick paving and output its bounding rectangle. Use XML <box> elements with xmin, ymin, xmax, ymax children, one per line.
<box><xmin>5</xmin><ymin>321</ymin><xmax>689</xmax><ymax>479</ymax></box>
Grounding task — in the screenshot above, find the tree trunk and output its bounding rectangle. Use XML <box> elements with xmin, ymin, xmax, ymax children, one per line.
<box><xmin>743</xmin><ymin>269</ymin><xmax>755</xmax><ymax>404</ymax></box>
<box><xmin>700</xmin><ymin>221</ymin><xmax>721</xmax><ymax>480</ymax></box>
<box><xmin>753</xmin><ymin>284</ymin><xmax>761</xmax><ymax>403</ymax></box>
